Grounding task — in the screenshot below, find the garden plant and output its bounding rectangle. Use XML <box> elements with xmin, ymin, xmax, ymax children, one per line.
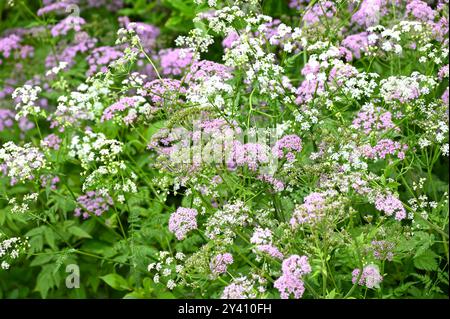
<box><xmin>0</xmin><ymin>0</ymin><xmax>448</xmax><ymax>299</ymax></box>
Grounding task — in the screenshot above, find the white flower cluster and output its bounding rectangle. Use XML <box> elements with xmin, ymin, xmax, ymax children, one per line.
<box><xmin>53</xmin><ymin>80</ymin><xmax>112</xmax><ymax>127</ymax></box>
<box><xmin>413</xmin><ymin>100</ymin><xmax>449</xmax><ymax>156</ymax></box>
<box><xmin>380</xmin><ymin>72</ymin><xmax>437</xmax><ymax>104</ymax></box>
<box><xmin>418</xmin><ymin>43</ymin><xmax>449</xmax><ymax>65</ymax></box>
<box><xmin>175</xmin><ymin>29</ymin><xmax>214</xmax><ymax>56</ymax></box>
<box><xmin>221</xmin><ymin>274</ymin><xmax>267</xmax><ymax>299</ymax></box>
<box><xmin>8</xmin><ymin>193</ymin><xmax>39</xmax><ymax>214</ymax></box>
<box><xmin>205</xmin><ymin>200</ymin><xmax>252</xmax><ymax>244</ymax></box>
<box><xmin>0</xmin><ymin>234</ymin><xmax>29</xmax><ymax>270</ymax></box>
<box><xmin>69</xmin><ymin>131</ymin><xmax>123</xmax><ymax>169</ymax></box>
<box><xmin>46</xmin><ymin>61</ymin><xmax>69</xmax><ymax>77</ymax></box>
<box><xmin>148</xmin><ymin>251</ymin><xmax>186</xmax><ymax>290</ymax></box>
<box><xmin>224</xmin><ymin>34</ymin><xmax>288</xmax><ymax>98</ymax></box>
<box><xmin>186</xmin><ymin>75</ymin><xmax>233</xmax><ymax>109</ymax></box>
<box><xmin>333</xmin><ymin>71</ymin><xmax>379</xmax><ymax>101</ymax></box>
<box><xmin>12</xmin><ymin>85</ymin><xmax>43</xmax><ymax>120</ymax></box>
<box><xmin>194</xmin><ymin>0</ymin><xmax>259</xmax><ymax>7</ymax></box>
<box><xmin>0</xmin><ymin>142</ymin><xmax>47</xmax><ymax>183</ymax></box>
<box><xmin>367</xmin><ymin>21</ymin><xmax>432</xmax><ymax>56</ymax></box>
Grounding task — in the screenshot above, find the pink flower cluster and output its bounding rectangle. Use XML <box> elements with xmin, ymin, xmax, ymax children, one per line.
<box><xmin>371</xmin><ymin>240</ymin><xmax>395</xmax><ymax>261</ymax></box>
<box><xmin>210</xmin><ymin>253</ymin><xmax>233</xmax><ymax>275</ymax></box>
<box><xmin>51</xmin><ymin>16</ymin><xmax>86</xmax><ymax>37</ymax></box>
<box><xmin>86</xmin><ymin>46</ymin><xmax>123</xmax><ymax>76</ymax></box>
<box><xmin>186</xmin><ymin>60</ymin><xmax>233</xmax><ymax>83</ymax></box>
<box><xmin>352</xmin><ymin>105</ymin><xmax>397</xmax><ymax>134</ymax></box>
<box><xmin>361</xmin><ymin>139</ymin><xmax>408</xmax><ymax>160</ymax></box>
<box><xmin>159</xmin><ymin>48</ymin><xmax>194</xmax><ymax>76</ymax></box>
<box><xmin>74</xmin><ymin>190</ymin><xmax>114</xmax><ymax>219</ymax></box>
<box><xmin>290</xmin><ymin>192</ymin><xmax>326</xmax><ymax>227</ymax></box>
<box><xmin>272</xmin><ymin>134</ymin><xmax>302</xmax><ymax>162</ymax></box>
<box><xmin>274</xmin><ymin>255</ymin><xmax>311</xmax><ymax>299</ymax></box>
<box><xmin>352</xmin><ymin>265</ymin><xmax>383</xmax><ymax>289</ymax></box>
<box><xmin>168</xmin><ymin>207</ymin><xmax>198</xmax><ymax>240</ymax></box>
<box><xmin>41</xmin><ymin>134</ymin><xmax>62</xmax><ymax>150</ymax></box>
<box><xmin>0</xmin><ymin>109</ymin><xmax>15</xmax><ymax>131</ymax></box>
<box><xmin>0</xmin><ymin>35</ymin><xmax>34</xmax><ymax>65</ymax></box>
<box><xmin>45</xmin><ymin>32</ymin><xmax>97</xmax><ymax>69</ymax></box>
<box><xmin>229</xmin><ymin>142</ymin><xmax>270</xmax><ymax>171</ymax></box>
<box><xmin>119</xmin><ymin>17</ymin><xmax>160</xmax><ymax>51</ymax></box>
<box><xmin>295</xmin><ymin>60</ymin><xmax>325</xmax><ymax>104</ymax></box>
<box><xmin>303</xmin><ymin>1</ymin><xmax>336</xmax><ymax>25</ymax></box>
<box><xmin>351</xmin><ymin>0</ymin><xmax>389</xmax><ymax>28</ymax></box>
<box><xmin>40</xmin><ymin>174</ymin><xmax>60</xmax><ymax>190</ymax></box>
<box><xmin>143</xmin><ymin>79</ymin><xmax>185</xmax><ymax>106</ymax></box>
<box><xmin>101</xmin><ymin>97</ymin><xmax>139</xmax><ymax>124</ymax></box>
<box><xmin>341</xmin><ymin>32</ymin><xmax>369</xmax><ymax>60</ymax></box>
<box><xmin>250</xmin><ymin>227</ymin><xmax>284</xmax><ymax>259</ymax></box>
<box><xmin>406</xmin><ymin>0</ymin><xmax>436</xmax><ymax>22</ymax></box>
<box><xmin>257</xmin><ymin>174</ymin><xmax>285</xmax><ymax>192</ymax></box>
<box><xmin>374</xmin><ymin>194</ymin><xmax>406</xmax><ymax>221</ymax></box>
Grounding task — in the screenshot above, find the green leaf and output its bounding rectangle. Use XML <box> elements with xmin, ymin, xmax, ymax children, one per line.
<box><xmin>30</xmin><ymin>254</ymin><xmax>54</xmax><ymax>267</ymax></box>
<box><xmin>35</xmin><ymin>265</ymin><xmax>57</xmax><ymax>299</ymax></box>
<box><xmin>100</xmin><ymin>273</ymin><xmax>131</xmax><ymax>291</ymax></box>
<box><xmin>68</xmin><ymin>226</ymin><xmax>92</xmax><ymax>239</ymax></box>
<box><xmin>44</xmin><ymin>227</ymin><xmax>57</xmax><ymax>249</ymax></box>
<box><xmin>413</xmin><ymin>251</ymin><xmax>438</xmax><ymax>271</ymax></box>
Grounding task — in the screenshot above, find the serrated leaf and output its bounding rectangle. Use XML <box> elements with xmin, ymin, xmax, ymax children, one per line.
<box><xmin>413</xmin><ymin>251</ymin><xmax>438</xmax><ymax>271</ymax></box>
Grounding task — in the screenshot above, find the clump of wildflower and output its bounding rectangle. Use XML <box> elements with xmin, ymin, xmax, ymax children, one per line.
<box><xmin>380</xmin><ymin>73</ymin><xmax>436</xmax><ymax>104</ymax></box>
<box><xmin>40</xmin><ymin>174</ymin><xmax>60</xmax><ymax>190</ymax></box>
<box><xmin>41</xmin><ymin>134</ymin><xmax>62</xmax><ymax>150</ymax></box>
<box><xmin>230</xmin><ymin>142</ymin><xmax>271</xmax><ymax>172</ymax></box>
<box><xmin>374</xmin><ymin>193</ymin><xmax>407</xmax><ymax>221</ymax></box>
<box><xmin>0</xmin><ymin>234</ymin><xmax>29</xmax><ymax>270</ymax></box>
<box><xmin>221</xmin><ymin>274</ymin><xmax>267</xmax><ymax>299</ymax></box>
<box><xmin>272</xmin><ymin>134</ymin><xmax>302</xmax><ymax>162</ymax></box>
<box><xmin>406</xmin><ymin>0</ymin><xmax>436</xmax><ymax>22</ymax></box>
<box><xmin>101</xmin><ymin>96</ymin><xmax>151</xmax><ymax>125</ymax></box>
<box><xmin>274</xmin><ymin>255</ymin><xmax>311</xmax><ymax>299</ymax></box>
<box><xmin>205</xmin><ymin>201</ymin><xmax>251</xmax><ymax>244</ymax></box>
<box><xmin>159</xmin><ymin>48</ymin><xmax>194</xmax><ymax>76</ymax></box>
<box><xmin>74</xmin><ymin>189</ymin><xmax>113</xmax><ymax>219</ymax></box>
<box><xmin>250</xmin><ymin>227</ymin><xmax>283</xmax><ymax>260</ymax></box>
<box><xmin>303</xmin><ymin>1</ymin><xmax>336</xmax><ymax>25</ymax></box>
<box><xmin>0</xmin><ymin>109</ymin><xmax>15</xmax><ymax>131</ymax></box>
<box><xmin>370</xmin><ymin>240</ymin><xmax>395</xmax><ymax>261</ymax></box>
<box><xmin>168</xmin><ymin>207</ymin><xmax>198</xmax><ymax>240</ymax></box>
<box><xmin>51</xmin><ymin>16</ymin><xmax>86</xmax><ymax>37</ymax></box>
<box><xmin>148</xmin><ymin>251</ymin><xmax>186</xmax><ymax>290</ymax></box>
<box><xmin>352</xmin><ymin>104</ymin><xmax>397</xmax><ymax>134</ymax></box>
<box><xmin>342</xmin><ymin>32</ymin><xmax>369</xmax><ymax>60</ymax></box>
<box><xmin>257</xmin><ymin>174</ymin><xmax>285</xmax><ymax>192</ymax></box>
<box><xmin>0</xmin><ymin>34</ymin><xmax>34</xmax><ymax>65</ymax></box>
<box><xmin>118</xmin><ymin>17</ymin><xmax>160</xmax><ymax>51</ymax></box>
<box><xmin>86</xmin><ymin>46</ymin><xmax>123</xmax><ymax>77</ymax></box>
<box><xmin>352</xmin><ymin>264</ymin><xmax>383</xmax><ymax>289</ymax></box>
<box><xmin>351</xmin><ymin>0</ymin><xmax>388</xmax><ymax>28</ymax></box>
<box><xmin>361</xmin><ymin>139</ymin><xmax>408</xmax><ymax>160</ymax></box>
<box><xmin>210</xmin><ymin>253</ymin><xmax>233</xmax><ymax>275</ymax></box>
<box><xmin>290</xmin><ymin>192</ymin><xmax>326</xmax><ymax>227</ymax></box>
<box><xmin>8</xmin><ymin>193</ymin><xmax>39</xmax><ymax>214</ymax></box>
<box><xmin>12</xmin><ymin>85</ymin><xmax>44</xmax><ymax>119</ymax></box>
<box><xmin>69</xmin><ymin>131</ymin><xmax>123</xmax><ymax>169</ymax></box>
<box><xmin>0</xmin><ymin>142</ymin><xmax>47</xmax><ymax>184</ymax></box>
<box><xmin>142</xmin><ymin>78</ymin><xmax>186</xmax><ymax>107</ymax></box>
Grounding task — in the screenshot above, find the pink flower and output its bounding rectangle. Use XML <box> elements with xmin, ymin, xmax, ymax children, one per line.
<box><xmin>168</xmin><ymin>207</ymin><xmax>198</xmax><ymax>240</ymax></box>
